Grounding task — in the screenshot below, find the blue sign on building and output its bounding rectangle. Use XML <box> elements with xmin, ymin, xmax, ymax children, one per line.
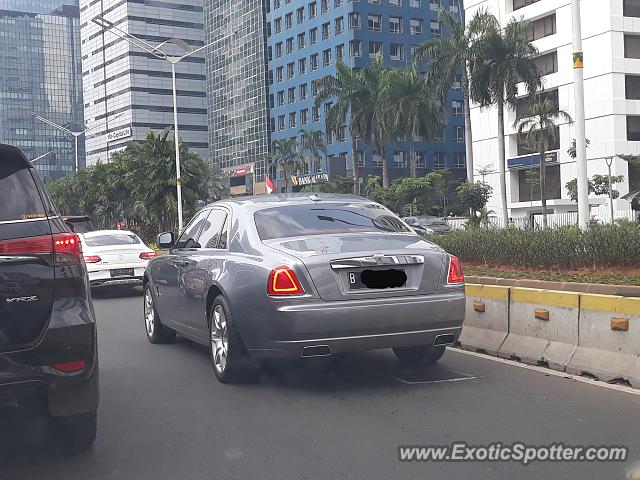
<box><xmin>507</xmin><ymin>151</ymin><xmax>559</xmax><ymax>170</ymax></box>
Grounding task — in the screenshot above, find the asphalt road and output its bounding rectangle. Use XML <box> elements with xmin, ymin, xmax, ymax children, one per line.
<box><xmin>1</xmin><ymin>287</ymin><xmax>640</xmax><ymax>480</ymax></box>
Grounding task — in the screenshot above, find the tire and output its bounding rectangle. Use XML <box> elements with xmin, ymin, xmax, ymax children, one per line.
<box><xmin>49</xmin><ymin>410</ymin><xmax>97</xmax><ymax>453</ymax></box>
<box><xmin>393</xmin><ymin>345</ymin><xmax>446</xmax><ymax>365</ymax></box>
<box><xmin>209</xmin><ymin>295</ymin><xmax>249</xmax><ymax>383</ymax></box>
<box><xmin>143</xmin><ymin>284</ymin><xmax>175</xmax><ymax>344</ymax></box>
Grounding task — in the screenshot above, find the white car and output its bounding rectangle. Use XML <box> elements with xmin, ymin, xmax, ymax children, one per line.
<box><xmin>80</xmin><ymin>230</ymin><xmax>157</xmax><ymax>287</ymax></box>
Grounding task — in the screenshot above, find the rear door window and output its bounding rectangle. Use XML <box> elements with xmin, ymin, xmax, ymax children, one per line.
<box><xmin>254</xmin><ymin>203</ymin><xmax>411</xmax><ymax>240</ymax></box>
<box><xmin>197</xmin><ymin>209</ymin><xmax>228</xmax><ymax>249</ymax></box>
<box><xmin>0</xmin><ymin>158</ymin><xmax>47</xmax><ymax>222</ymax></box>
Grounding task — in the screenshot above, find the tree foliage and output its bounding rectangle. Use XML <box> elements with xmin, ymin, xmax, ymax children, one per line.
<box><xmin>565</xmin><ymin>175</ymin><xmax>625</xmax><ymax>202</ymax></box>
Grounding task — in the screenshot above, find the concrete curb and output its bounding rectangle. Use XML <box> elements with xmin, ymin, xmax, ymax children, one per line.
<box><xmin>459</xmin><ymin>284</ymin><xmax>509</xmax><ymax>356</ymax></box>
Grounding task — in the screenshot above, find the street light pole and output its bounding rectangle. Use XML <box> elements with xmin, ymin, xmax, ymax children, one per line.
<box><xmin>605</xmin><ymin>156</ymin><xmax>614</xmax><ymax>224</ymax></box>
<box><xmin>572</xmin><ymin>0</ymin><xmax>589</xmax><ymax>228</ymax></box>
<box><xmin>170</xmin><ymin>61</ymin><xmax>184</xmax><ymax>232</ymax></box>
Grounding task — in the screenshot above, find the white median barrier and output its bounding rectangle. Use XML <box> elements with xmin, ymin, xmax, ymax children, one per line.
<box><xmin>566</xmin><ymin>294</ymin><xmax>640</xmax><ymax>386</ymax></box>
<box><xmin>498</xmin><ymin>288</ymin><xmax>579</xmax><ymax>371</ymax></box>
<box><xmin>460</xmin><ymin>284</ymin><xmax>510</xmax><ymax>356</ymax></box>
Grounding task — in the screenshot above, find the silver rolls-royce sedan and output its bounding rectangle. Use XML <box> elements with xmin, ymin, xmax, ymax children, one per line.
<box><xmin>143</xmin><ymin>194</ymin><xmax>465</xmax><ymax>383</ymax></box>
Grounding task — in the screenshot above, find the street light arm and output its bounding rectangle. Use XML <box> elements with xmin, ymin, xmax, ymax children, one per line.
<box><xmin>30</xmin><ymin>151</ymin><xmax>52</xmax><ymax>163</ymax></box>
<box><xmin>92</xmin><ymin>16</ymin><xmax>168</xmax><ymax>60</ymax></box>
<box><xmin>176</xmin><ymin>35</ymin><xmax>234</xmax><ymax>61</ymax></box>
<box><xmin>28</xmin><ymin>111</ymin><xmax>75</xmax><ymax>135</ymax></box>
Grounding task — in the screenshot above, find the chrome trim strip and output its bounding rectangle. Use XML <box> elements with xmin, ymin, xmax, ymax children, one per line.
<box><xmin>0</xmin><ymin>255</ymin><xmax>38</xmax><ymax>263</ymax></box>
<box><xmin>330</xmin><ymin>254</ymin><xmax>424</xmax><ymax>270</ymax></box>
<box><xmin>0</xmin><ymin>216</ymin><xmax>58</xmax><ymax>225</ymax></box>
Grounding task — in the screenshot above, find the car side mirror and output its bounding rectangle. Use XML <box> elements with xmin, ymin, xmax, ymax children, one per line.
<box><xmin>157</xmin><ymin>232</ymin><xmax>175</xmax><ymax>249</ymax></box>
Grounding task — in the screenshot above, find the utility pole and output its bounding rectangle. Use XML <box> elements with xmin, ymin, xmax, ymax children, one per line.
<box><xmin>605</xmin><ymin>156</ymin><xmax>615</xmax><ymax>224</ymax></box>
<box><xmin>572</xmin><ymin>0</ymin><xmax>589</xmax><ymax>228</ymax></box>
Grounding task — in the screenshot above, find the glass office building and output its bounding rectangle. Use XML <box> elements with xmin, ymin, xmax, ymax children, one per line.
<box><xmin>0</xmin><ymin>0</ymin><xmax>84</xmax><ymax>179</ymax></box>
<box><xmin>203</xmin><ymin>0</ymin><xmax>271</xmax><ymax>194</ymax></box>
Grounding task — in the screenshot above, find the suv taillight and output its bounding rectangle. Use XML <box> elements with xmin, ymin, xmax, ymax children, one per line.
<box><xmin>268</xmin><ymin>266</ymin><xmax>305</xmax><ymax>296</ymax></box>
<box><xmin>53</xmin><ymin>233</ymin><xmax>82</xmax><ymax>265</ymax></box>
<box><xmin>0</xmin><ymin>235</ymin><xmax>53</xmax><ymax>255</ymax></box>
<box><xmin>447</xmin><ymin>255</ymin><xmax>464</xmax><ymax>285</ymax></box>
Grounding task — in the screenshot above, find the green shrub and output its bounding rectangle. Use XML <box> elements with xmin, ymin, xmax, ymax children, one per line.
<box><xmin>427</xmin><ymin>223</ymin><xmax>640</xmax><ymax>269</ymax></box>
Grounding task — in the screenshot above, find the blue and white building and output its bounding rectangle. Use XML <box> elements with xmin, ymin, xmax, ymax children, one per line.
<box><xmin>267</xmin><ymin>0</ymin><xmax>467</xmax><ymax>191</ymax></box>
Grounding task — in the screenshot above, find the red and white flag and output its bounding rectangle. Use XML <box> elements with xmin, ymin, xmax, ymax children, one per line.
<box><xmin>265</xmin><ymin>176</ymin><xmax>274</xmax><ymax>194</ymax></box>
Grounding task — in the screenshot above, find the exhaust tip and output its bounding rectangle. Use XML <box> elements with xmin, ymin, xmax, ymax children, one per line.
<box><xmin>300</xmin><ymin>345</ymin><xmax>332</xmax><ymax>357</ymax></box>
<box><xmin>433</xmin><ymin>334</ymin><xmax>456</xmax><ymax>346</ymax></box>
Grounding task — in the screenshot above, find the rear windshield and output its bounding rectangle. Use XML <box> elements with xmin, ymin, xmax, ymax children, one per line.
<box><xmin>0</xmin><ymin>160</ymin><xmax>46</xmax><ymax>223</ymax></box>
<box><xmin>254</xmin><ymin>203</ymin><xmax>411</xmax><ymax>240</ymax></box>
<box><xmin>84</xmin><ymin>233</ymin><xmax>141</xmax><ymax>247</ymax></box>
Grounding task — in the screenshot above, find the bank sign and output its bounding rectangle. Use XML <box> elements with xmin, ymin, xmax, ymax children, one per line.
<box><xmin>291</xmin><ymin>173</ymin><xmax>329</xmax><ymax>186</ymax></box>
<box><xmin>107</xmin><ymin>127</ymin><xmax>132</xmax><ymax>143</ymax></box>
<box><xmin>507</xmin><ymin>151</ymin><xmax>558</xmax><ymax>170</ymax></box>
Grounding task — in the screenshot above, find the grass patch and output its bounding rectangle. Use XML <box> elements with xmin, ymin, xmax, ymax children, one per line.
<box><xmin>465</xmin><ymin>265</ymin><xmax>640</xmax><ymax>286</ymax></box>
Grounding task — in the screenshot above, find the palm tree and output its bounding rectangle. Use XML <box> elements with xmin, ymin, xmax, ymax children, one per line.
<box><xmin>514</xmin><ymin>96</ymin><xmax>572</xmax><ymax>228</ymax></box>
<box><xmin>298</xmin><ymin>128</ymin><xmax>327</xmax><ymax>191</ymax></box>
<box><xmin>270</xmin><ymin>138</ymin><xmax>300</xmax><ymax>192</ymax></box>
<box><xmin>413</xmin><ymin>7</ymin><xmax>497</xmax><ymax>183</ymax></box>
<box><xmin>386</xmin><ymin>68</ymin><xmax>444</xmax><ymax>178</ymax></box>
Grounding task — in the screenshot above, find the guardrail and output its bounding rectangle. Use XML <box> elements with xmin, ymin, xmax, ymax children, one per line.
<box><xmin>461</xmin><ymin>284</ymin><xmax>640</xmax><ymax>387</ymax></box>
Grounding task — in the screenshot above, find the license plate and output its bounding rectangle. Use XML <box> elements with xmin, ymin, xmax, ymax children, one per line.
<box><xmin>348</xmin><ymin>269</ymin><xmax>407</xmax><ymax>290</ymax></box>
<box><xmin>110</xmin><ymin>268</ymin><xmax>134</xmax><ymax>278</ymax></box>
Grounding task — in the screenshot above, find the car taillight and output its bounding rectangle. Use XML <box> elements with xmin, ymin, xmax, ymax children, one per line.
<box><xmin>139</xmin><ymin>251</ymin><xmax>158</xmax><ymax>260</ymax></box>
<box><xmin>51</xmin><ymin>360</ymin><xmax>86</xmax><ymax>373</ymax></box>
<box><xmin>447</xmin><ymin>255</ymin><xmax>464</xmax><ymax>284</ymax></box>
<box><xmin>268</xmin><ymin>266</ymin><xmax>305</xmax><ymax>296</ymax></box>
<box><xmin>0</xmin><ymin>235</ymin><xmax>52</xmax><ymax>254</ymax></box>
<box><xmin>84</xmin><ymin>255</ymin><xmax>102</xmax><ymax>263</ymax></box>
<box><xmin>53</xmin><ymin>232</ymin><xmax>82</xmax><ymax>265</ymax></box>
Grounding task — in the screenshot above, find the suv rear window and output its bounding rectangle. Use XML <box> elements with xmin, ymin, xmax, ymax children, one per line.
<box><xmin>84</xmin><ymin>234</ymin><xmax>141</xmax><ymax>247</ymax></box>
<box><xmin>254</xmin><ymin>203</ymin><xmax>411</xmax><ymax>240</ymax></box>
<box><xmin>0</xmin><ymin>159</ymin><xmax>47</xmax><ymax>222</ymax></box>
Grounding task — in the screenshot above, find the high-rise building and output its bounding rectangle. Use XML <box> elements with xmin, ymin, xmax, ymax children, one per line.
<box><xmin>79</xmin><ymin>0</ymin><xmax>209</xmax><ymax>166</ymax></box>
<box><xmin>266</xmin><ymin>0</ymin><xmax>466</xmax><ymax>193</ymax></box>
<box><xmin>0</xmin><ymin>0</ymin><xmax>84</xmax><ymax>180</ymax></box>
<box><xmin>203</xmin><ymin>0</ymin><xmax>272</xmax><ymax>195</ymax></box>
<box><xmin>465</xmin><ymin>0</ymin><xmax>640</xmax><ymax>224</ymax></box>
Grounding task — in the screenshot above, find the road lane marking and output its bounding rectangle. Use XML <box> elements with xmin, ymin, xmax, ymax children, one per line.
<box><xmin>393</xmin><ymin>370</ymin><xmax>477</xmax><ymax>385</ymax></box>
<box><xmin>450</xmin><ymin>348</ymin><xmax>640</xmax><ymax>397</ymax></box>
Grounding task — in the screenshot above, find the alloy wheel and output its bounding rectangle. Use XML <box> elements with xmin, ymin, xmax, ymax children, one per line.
<box><xmin>144</xmin><ymin>289</ymin><xmax>155</xmax><ymax>337</ymax></box>
<box><xmin>211</xmin><ymin>305</ymin><xmax>229</xmax><ymax>373</ymax></box>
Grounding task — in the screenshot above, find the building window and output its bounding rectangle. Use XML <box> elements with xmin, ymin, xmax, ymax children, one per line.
<box><xmin>416</xmin><ymin>152</ymin><xmax>426</xmax><ymax>168</ymax></box>
<box><xmin>300</xmin><ymin>83</ymin><xmax>308</xmax><ymax>99</ymax></box>
<box><xmin>350</xmin><ymin>40</ymin><xmax>362</xmax><ymax>57</ymax></box>
<box><xmin>525</xmin><ymin>14</ymin><xmax>556</xmax><ymax>41</ymax></box>
<box><xmin>452</xmin><ymin>100</ymin><xmax>462</xmax><ymax>116</ymax></box>
<box><xmin>276</xmin><ymin>66</ymin><xmax>283</xmax><ymax>82</ymax></box>
<box><xmin>274</xmin><ymin>17</ymin><xmax>282</xmax><ymax>33</ymax></box>
<box><xmin>393</xmin><ymin>151</ymin><xmax>407</xmax><ymax>168</ymax></box>
<box><xmin>434</xmin><ymin>152</ymin><xmax>446</xmax><ymax>168</ymax></box>
<box><xmin>298</xmin><ymin>58</ymin><xmax>307</xmax><ymax>74</ymax></box>
<box><xmin>372</xmin><ymin>155</ymin><xmax>383</xmax><ymax>167</ymax></box>
<box><xmin>513</xmin><ymin>0</ymin><xmax>540</xmax><ymax>10</ymax></box>
<box><xmin>285</xmin><ymin>12</ymin><xmax>293</xmax><ymax>28</ymax></box>
<box><xmin>324</xmin><ymin>102</ymin><xmax>333</xmax><ymax>116</ymax></box>
<box><xmin>515</xmin><ymin>88</ymin><xmax>558</xmax><ymax>118</ymax></box>
<box><xmin>275</xmin><ymin>42</ymin><xmax>283</xmax><ymax>58</ymax></box>
<box><xmin>534</xmin><ymin>51</ymin><xmax>558</xmax><ymax>76</ymax></box>
<box><xmin>297</xmin><ymin>33</ymin><xmax>306</xmax><ymax>50</ymax></box>
<box><xmin>435</xmin><ymin>126</ymin><xmax>445</xmax><ymax>142</ymax></box>
<box><xmin>337</xmin><ymin>125</ymin><xmax>347</xmax><ymax>142</ymax></box>
<box><xmin>625</xmin><ymin>0</ymin><xmax>640</xmax><ymax>17</ymax></box>
<box><xmin>368</xmin><ymin>14</ymin><xmax>382</xmax><ymax>31</ymax></box>
<box><xmin>454</xmin><ymin>126</ymin><xmax>464</xmax><ymax>143</ymax></box>
<box><xmin>410</xmin><ymin>18</ymin><xmax>422</xmax><ymax>35</ymax></box>
<box><xmin>310</xmin><ymin>53</ymin><xmax>319</xmax><ymax>70</ymax></box>
<box><xmin>277</xmin><ymin>90</ymin><xmax>285</xmax><ymax>106</ymax></box>
<box><xmin>310</xmin><ymin>28</ymin><xmax>318</xmax><ymax>44</ymax></box>
<box><xmin>289</xmin><ymin>112</ymin><xmax>297</xmax><ymax>128</ymax></box>
<box><xmin>269</xmin><ymin>94</ymin><xmax>275</xmax><ymax>109</ymax></box>
<box><xmin>449</xmin><ymin>0</ymin><xmax>459</xmax><ymax>12</ymax></box>
<box><xmin>335</xmin><ymin>16</ymin><xmax>344</xmax><ymax>34</ymax></box>
<box><xmin>410</xmin><ymin>0</ymin><xmax>420</xmax><ymax>6</ymax></box>
<box><xmin>288</xmin><ymin>87</ymin><xmax>296</xmax><ymax>103</ymax></box>
<box><xmin>323</xmin><ymin>48</ymin><xmax>332</xmax><ymax>66</ymax></box>
<box><xmin>336</xmin><ymin>43</ymin><xmax>345</xmax><ymax>61</ymax></box>
<box><xmin>626</xmin><ymin>75</ymin><xmax>640</xmax><ymax>100</ymax></box>
<box><xmin>389</xmin><ymin>0</ymin><xmax>401</xmax><ymax>5</ymax></box>
<box><xmin>311</xmin><ymin>79</ymin><xmax>319</xmax><ymax>95</ymax></box>
<box><xmin>349</xmin><ymin>12</ymin><xmax>361</xmax><ymax>29</ymax></box>
<box><xmin>322</xmin><ymin>22</ymin><xmax>331</xmax><ymax>39</ymax></box>
<box><xmin>278</xmin><ymin>115</ymin><xmax>285</xmax><ymax>130</ymax></box>
<box><xmin>389</xmin><ymin>16</ymin><xmax>403</xmax><ymax>34</ymax></box>
<box><xmin>321</xmin><ymin>0</ymin><xmax>329</xmax><ymax>12</ymax></box>
<box><xmin>356</xmin><ymin>151</ymin><xmax>365</xmax><ymax>167</ymax></box>
<box><xmin>430</xmin><ymin>20</ymin><xmax>441</xmax><ymax>36</ymax></box>
<box><xmin>452</xmin><ymin>73</ymin><xmax>462</xmax><ymax>90</ymax></box>
<box><xmin>390</xmin><ymin>43</ymin><xmax>404</xmax><ymax>60</ymax></box>
<box><xmin>455</xmin><ymin>152</ymin><xmax>466</xmax><ymax>169</ymax></box>
<box><xmin>268</xmin><ymin>46</ymin><xmax>273</xmax><ymax>61</ymax></box>
<box><xmin>625</xmin><ymin>35</ymin><xmax>640</xmax><ymax>58</ymax></box>
<box><xmin>297</xmin><ymin>6</ymin><xmax>305</xmax><ymax>23</ymax></box>
<box><xmin>312</xmin><ymin>106</ymin><xmax>320</xmax><ymax>121</ymax></box>
<box><xmin>309</xmin><ymin>1</ymin><xmax>317</xmax><ymax>17</ymax></box>
<box><xmin>274</xmin><ymin>0</ymin><xmax>280</xmax><ymax>7</ymax></box>
<box><xmin>628</xmin><ymin>116</ymin><xmax>640</xmax><ymax>141</ymax></box>
<box><xmin>369</xmin><ymin>0</ymin><xmax>381</xmax><ymax>3</ymax></box>
<box><xmin>429</xmin><ymin>0</ymin><xmax>439</xmax><ymax>10</ymax></box>
<box><xmin>301</xmin><ymin>109</ymin><xmax>309</xmax><ymax>125</ymax></box>
<box><xmin>286</xmin><ymin>37</ymin><xmax>294</xmax><ymax>54</ymax></box>
<box><xmin>369</xmin><ymin>41</ymin><xmax>383</xmax><ymax>58</ymax></box>
<box><xmin>287</xmin><ymin>62</ymin><xmax>295</xmax><ymax>78</ymax></box>
<box><xmin>335</xmin><ymin>0</ymin><xmax>343</xmax><ymax>7</ymax></box>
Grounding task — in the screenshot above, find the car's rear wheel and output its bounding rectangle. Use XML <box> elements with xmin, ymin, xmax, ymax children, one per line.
<box><xmin>143</xmin><ymin>284</ymin><xmax>175</xmax><ymax>344</ymax></box>
<box><xmin>209</xmin><ymin>295</ymin><xmax>248</xmax><ymax>383</ymax></box>
<box><xmin>49</xmin><ymin>410</ymin><xmax>97</xmax><ymax>453</ymax></box>
<box><xmin>393</xmin><ymin>345</ymin><xmax>446</xmax><ymax>365</ymax></box>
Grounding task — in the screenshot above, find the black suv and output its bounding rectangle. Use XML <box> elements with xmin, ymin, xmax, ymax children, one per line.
<box><xmin>0</xmin><ymin>144</ymin><xmax>98</xmax><ymax>451</ymax></box>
